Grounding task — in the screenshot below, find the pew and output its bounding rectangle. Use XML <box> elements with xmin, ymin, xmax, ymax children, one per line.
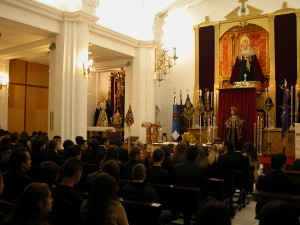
<box><xmin>252</xmin><ymin>189</ymin><xmax>300</xmax><ymax>216</ymax></box>
<box><xmin>208</xmin><ymin>178</ymin><xmax>231</xmax><ymax>210</ymax></box>
<box><xmin>285</xmin><ymin>170</ymin><xmax>300</xmax><ymax>182</ymax></box>
<box><xmin>118</xmin><ymin>179</ymin><xmax>201</xmax><ymax>225</ymax></box>
<box><xmin>233</xmin><ymin>170</ymin><xmax>248</xmax><ymax>210</ymax></box>
<box><xmin>119</xmin><ymin>198</ymin><xmax>162</xmax><ymax>225</ymax></box>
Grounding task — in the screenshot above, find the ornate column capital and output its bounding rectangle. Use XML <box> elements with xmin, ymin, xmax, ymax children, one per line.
<box><xmin>81</xmin><ymin>0</ymin><xmax>99</xmax><ymax>15</ymax></box>
<box><xmin>152</xmin><ymin>13</ymin><xmax>167</xmax><ymax>43</ymax></box>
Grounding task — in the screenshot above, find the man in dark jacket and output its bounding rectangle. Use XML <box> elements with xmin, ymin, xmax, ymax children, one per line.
<box><xmin>120</xmin><ymin>146</ymin><xmax>144</xmax><ymax>180</ymax></box>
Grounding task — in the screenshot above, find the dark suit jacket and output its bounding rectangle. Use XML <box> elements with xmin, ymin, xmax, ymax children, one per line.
<box><xmin>3</xmin><ymin>168</ymin><xmax>32</xmax><ymax>201</ymax></box>
<box><xmin>172</xmin><ymin>160</ymin><xmax>209</xmax><ymax>199</ymax></box>
<box><xmin>122</xmin><ymin>181</ymin><xmax>159</xmax><ymax>203</ymax></box>
<box><xmin>213</xmin><ymin>151</ymin><xmax>235</xmax><ymax>197</ymax></box>
<box><xmin>232</xmin><ymin>151</ymin><xmax>251</xmax><ymax>190</ymax></box>
<box><xmin>45</xmin><ymin>150</ymin><xmax>61</xmax><ymax>165</ymax></box>
<box><xmin>31</xmin><ymin>150</ymin><xmax>46</xmax><ymax>167</ymax></box>
<box><xmin>256</xmin><ymin>170</ymin><xmax>294</xmax><ymax>215</ymax></box>
<box><xmin>146</xmin><ymin>166</ymin><xmax>170</xmax><ymax>184</ymax></box>
<box><xmin>120</xmin><ymin>159</ymin><xmax>141</xmax><ymax>180</ymax></box>
<box><xmin>87</xmin><ymin>149</ymin><xmax>105</xmax><ymax>165</ymax></box>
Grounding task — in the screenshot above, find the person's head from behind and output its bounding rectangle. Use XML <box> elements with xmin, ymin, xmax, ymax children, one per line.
<box><xmin>259</xmin><ymin>201</ymin><xmax>299</xmax><ymax>225</ymax></box>
<box><xmin>101</xmin><ymin>160</ymin><xmax>120</xmax><ymax>183</ymax></box>
<box><xmin>129</xmin><ymin>146</ymin><xmax>144</xmax><ymax>162</ymax></box>
<box><xmin>132</xmin><ymin>164</ymin><xmax>146</xmax><ymax>181</ymax></box>
<box><xmin>105</xmin><ymin>146</ymin><xmax>120</xmax><ymax>161</ymax></box>
<box><xmin>161</xmin><ymin>146</ymin><xmax>171</xmax><ymax>159</ymax></box>
<box><xmin>36</xmin><ymin>161</ymin><xmax>59</xmax><ymax>187</ymax></box>
<box><xmin>186</xmin><ymin>146</ymin><xmax>199</xmax><ymax>161</ymax></box>
<box><xmin>63</xmin><ymin>139</ymin><xmax>74</xmax><ymax>150</ymax></box>
<box><xmin>65</xmin><ymin>145</ymin><xmax>81</xmax><ymax>160</ymax></box>
<box><xmin>10</xmin><ymin>183</ymin><xmax>52</xmax><ymax>220</ymax></box>
<box><xmin>10</xmin><ymin>132</ymin><xmax>19</xmax><ymax>144</ymax></box>
<box><xmin>271</xmin><ymin>153</ymin><xmax>287</xmax><ymax>171</ymax></box>
<box><xmin>234</xmin><ymin>141</ymin><xmax>243</xmax><ymax>152</ymax></box>
<box><xmin>48</xmin><ymin>139</ymin><xmax>60</xmax><ymax>152</ymax></box>
<box><xmin>196</xmin><ymin>200</ymin><xmax>231</xmax><ymax>225</ymax></box>
<box><xmin>62</xmin><ymin>158</ymin><xmax>83</xmax><ymax>184</ymax></box>
<box><xmin>152</xmin><ymin>149</ymin><xmax>165</xmax><ymax>163</ymax></box>
<box><xmin>89</xmin><ymin>139</ymin><xmax>100</xmax><ymax>151</ymax></box>
<box><xmin>31</xmin><ymin>138</ymin><xmax>46</xmax><ymax>151</ymax></box>
<box><xmin>10</xmin><ymin>149</ymin><xmax>31</xmax><ymax>172</ymax></box>
<box><xmin>115</xmin><ymin>138</ymin><xmax>123</xmax><ymax>148</ymax></box>
<box><xmin>75</xmin><ymin>136</ymin><xmax>84</xmax><ymax>145</ymax></box>
<box><xmin>175</xmin><ymin>142</ymin><xmax>188</xmax><ymax>154</ymax></box>
<box><xmin>87</xmin><ymin>173</ymin><xmax>117</xmax><ymax>224</ymax></box>
<box><xmin>244</xmin><ymin>142</ymin><xmax>258</xmax><ymax>161</ymax></box>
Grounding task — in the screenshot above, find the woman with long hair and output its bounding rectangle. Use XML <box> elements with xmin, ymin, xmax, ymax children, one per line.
<box><xmin>244</xmin><ymin>142</ymin><xmax>260</xmax><ymax>180</ymax></box>
<box><xmin>169</xmin><ymin>142</ymin><xmax>187</xmax><ymax>172</ymax></box>
<box><xmin>80</xmin><ymin>173</ymin><xmax>128</xmax><ymax>225</ymax></box>
<box><xmin>3</xmin><ymin>183</ymin><xmax>53</xmax><ymax>225</ymax></box>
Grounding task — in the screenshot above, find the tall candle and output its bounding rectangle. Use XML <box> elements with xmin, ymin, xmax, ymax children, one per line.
<box><xmin>260</xmin><ymin>118</ymin><xmax>263</xmax><ymax>149</ymax></box>
<box><xmin>211</xmin><ymin>91</ymin><xmax>213</xmax><ymax>109</ymax></box>
<box><xmin>257</xmin><ymin>116</ymin><xmax>259</xmax><ymax>151</ymax></box>
<box><xmin>291</xmin><ymin>86</ymin><xmax>293</xmax><ymax>117</ymax></box>
<box><xmin>296</xmin><ymin>85</ymin><xmax>298</xmax><ymax>123</ymax></box>
<box><xmin>254</xmin><ymin>123</ymin><xmax>256</xmax><ymax>148</ymax></box>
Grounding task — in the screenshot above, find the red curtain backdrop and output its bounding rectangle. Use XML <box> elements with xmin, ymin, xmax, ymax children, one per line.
<box><xmin>217</xmin><ymin>88</ymin><xmax>257</xmax><ymax>144</ymax></box>
<box><xmin>275</xmin><ymin>13</ymin><xmax>297</xmax><ymax>127</ymax></box>
<box><xmin>199</xmin><ymin>26</ymin><xmax>215</xmax><ymax>92</ymax></box>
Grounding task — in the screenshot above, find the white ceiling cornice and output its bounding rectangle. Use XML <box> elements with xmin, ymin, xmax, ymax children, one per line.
<box><xmin>1</xmin><ymin>0</ymin><xmax>63</xmax><ymax>21</ymax></box>
<box><xmin>89</xmin><ymin>24</ymin><xmax>139</xmax><ymax>47</ymax></box>
<box><xmin>63</xmin><ymin>11</ymin><xmax>99</xmax><ymax>25</ymax></box>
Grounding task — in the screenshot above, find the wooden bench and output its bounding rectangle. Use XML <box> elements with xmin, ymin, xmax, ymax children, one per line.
<box><xmin>208</xmin><ymin>178</ymin><xmax>231</xmax><ymax>210</ymax></box>
<box><xmin>252</xmin><ymin>189</ymin><xmax>300</xmax><ymax>216</ymax></box>
<box><xmin>285</xmin><ymin>170</ymin><xmax>300</xmax><ymax>182</ymax></box>
<box><xmin>119</xmin><ymin>198</ymin><xmax>162</xmax><ymax>225</ymax></box>
<box><xmin>118</xmin><ymin>179</ymin><xmax>201</xmax><ymax>225</ymax></box>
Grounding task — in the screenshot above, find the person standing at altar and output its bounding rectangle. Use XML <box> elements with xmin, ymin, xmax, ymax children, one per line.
<box><xmin>225</xmin><ymin>107</ymin><xmax>244</xmax><ymax>146</ymax></box>
<box><xmin>230</xmin><ymin>35</ymin><xmax>264</xmax><ymax>83</ymax></box>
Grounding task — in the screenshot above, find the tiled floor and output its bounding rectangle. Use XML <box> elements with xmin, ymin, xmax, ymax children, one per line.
<box><xmin>171</xmin><ymin>200</ymin><xmax>259</xmax><ymax>225</ymax></box>
<box><xmin>232</xmin><ymin>200</ymin><xmax>259</xmax><ymax>225</ymax></box>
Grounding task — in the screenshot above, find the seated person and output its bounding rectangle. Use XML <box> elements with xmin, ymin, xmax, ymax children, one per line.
<box><xmin>256</xmin><ymin>153</ymin><xmax>294</xmax><ymax>215</ymax></box>
<box><xmin>3</xmin><ymin>149</ymin><xmax>32</xmax><ymax>201</ymax></box>
<box><xmin>172</xmin><ymin>145</ymin><xmax>209</xmax><ymax>203</ymax></box>
<box><xmin>122</xmin><ymin>164</ymin><xmax>171</xmax><ymax>225</ymax></box>
<box><xmin>194</xmin><ymin>200</ymin><xmax>231</xmax><ymax>225</ymax></box>
<box><xmin>146</xmin><ymin>149</ymin><xmax>170</xmax><ymax>184</ymax></box>
<box><xmin>3</xmin><ymin>183</ymin><xmax>52</xmax><ymax>225</ymax></box>
<box><xmin>258</xmin><ymin>200</ymin><xmax>300</xmax><ymax>225</ymax></box>
<box><xmin>52</xmin><ymin>158</ymin><xmax>84</xmax><ymax>221</ymax></box>
<box><xmin>45</xmin><ymin>139</ymin><xmax>62</xmax><ymax>166</ymax></box>
<box><xmin>120</xmin><ymin>146</ymin><xmax>144</xmax><ymax>180</ymax></box>
<box><xmin>35</xmin><ymin>161</ymin><xmax>59</xmax><ymax>191</ymax></box>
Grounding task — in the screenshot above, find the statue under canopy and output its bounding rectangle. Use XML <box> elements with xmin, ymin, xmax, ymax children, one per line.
<box><xmin>230</xmin><ymin>34</ymin><xmax>264</xmax><ymax>83</ymax></box>
<box><xmin>225</xmin><ymin>107</ymin><xmax>244</xmax><ymax>144</ymax></box>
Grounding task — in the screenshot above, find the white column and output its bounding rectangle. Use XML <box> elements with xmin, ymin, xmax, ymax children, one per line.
<box><xmin>49</xmin><ymin>19</ymin><xmax>90</xmax><ymax>141</ymax></box>
<box><xmin>0</xmin><ymin>60</ymin><xmax>9</xmax><ymax>130</ymax></box>
<box><xmin>128</xmin><ymin>42</ymin><xmax>156</xmax><ymax>143</ymax></box>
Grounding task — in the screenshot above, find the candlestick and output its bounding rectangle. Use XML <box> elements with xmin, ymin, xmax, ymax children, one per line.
<box><xmin>290</xmin><ymin>86</ymin><xmax>294</xmax><ymax>130</ymax></box>
<box><xmin>257</xmin><ymin>116</ymin><xmax>259</xmax><ymax>152</ymax></box>
<box><xmin>200</xmin><ymin>114</ymin><xmax>202</xmax><ymax>143</ymax></box>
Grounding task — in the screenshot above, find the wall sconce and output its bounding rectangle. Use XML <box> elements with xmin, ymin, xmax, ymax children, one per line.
<box><xmin>154</xmin><ymin>47</ymin><xmax>178</xmax><ymax>85</ymax></box>
<box><xmin>83</xmin><ymin>59</ymin><xmax>95</xmax><ymax>79</ymax></box>
<box><xmin>0</xmin><ymin>73</ymin><xmax>9</xmax><ymax>89</ymax></box>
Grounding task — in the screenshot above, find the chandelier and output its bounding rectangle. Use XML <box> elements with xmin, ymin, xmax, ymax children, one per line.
<box><xmin>83</xmin><ymin>59</ymin><xmax>95</xmax><ymax>79</ymax></box>
<box><xmin>154</xmin><ymin>47</ymin><xmax>178</xmax><ymax>85</ymax></box>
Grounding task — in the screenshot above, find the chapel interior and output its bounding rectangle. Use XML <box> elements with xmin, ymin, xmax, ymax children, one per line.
<box><xmin>0</xmin><ymin>0</ymin><xmax>300</xmax><ymax>224</ymax></box>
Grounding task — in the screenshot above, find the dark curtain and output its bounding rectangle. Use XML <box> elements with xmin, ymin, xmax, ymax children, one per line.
<box><xmin>217</xmin><ymin>88</ymin><xmax>257</xmax><ymax>144</ymax></box>
<box><xmin>275</xmin><ymin>13</ymin><xmax>297</xmax><ymax>127</ymax></box>
<box><xmin>199</xmin><ymin>26</ymin><xmax>215</xmax><ymax>92</ymax></box>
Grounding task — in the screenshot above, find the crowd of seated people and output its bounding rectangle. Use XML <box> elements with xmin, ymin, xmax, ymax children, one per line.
<box><xmin>0</xmin><ymin>128</ymin><xmax>300</xmax><ymax>225</ymax></box>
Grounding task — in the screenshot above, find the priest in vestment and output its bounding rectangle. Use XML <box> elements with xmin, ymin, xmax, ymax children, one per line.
<box><xmin>225</xmin><ymin>107</ymin><xmax>244</xmax><ymax>145</ymax></box>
